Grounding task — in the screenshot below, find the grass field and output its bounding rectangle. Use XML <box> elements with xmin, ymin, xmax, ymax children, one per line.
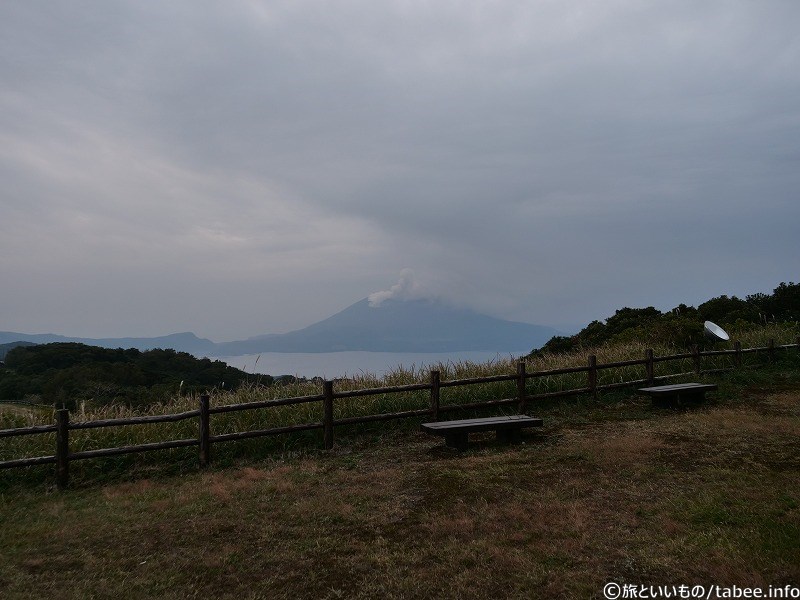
<box><xmin>1</xmin><ymin>365</ymin><xmax>798</xmax><ymax>599</ymax></box>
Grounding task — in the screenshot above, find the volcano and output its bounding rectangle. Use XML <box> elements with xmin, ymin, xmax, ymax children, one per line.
<box><xmin>214</xmin><ymin>298</ymin><xmax>559</xmax><ymax>354</ymax></box>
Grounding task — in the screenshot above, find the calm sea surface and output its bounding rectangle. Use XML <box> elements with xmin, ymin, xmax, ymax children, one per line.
<box><xmin>210</xmin><ymin>350</ymin><xmax>529</xmax><ymax>379</ymax></box>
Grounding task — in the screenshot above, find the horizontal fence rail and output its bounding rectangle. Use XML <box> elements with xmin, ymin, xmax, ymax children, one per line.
<box><xmin>1</xmin><ymin>338</ymin><xmax>798</xmax><ymax>488</ymax></box>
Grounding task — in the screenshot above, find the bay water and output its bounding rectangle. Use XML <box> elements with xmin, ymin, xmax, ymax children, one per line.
<box><xmin>211</xmin><ymin>350</ymin><xmax>529</xmax><ymax>379</ymax></box>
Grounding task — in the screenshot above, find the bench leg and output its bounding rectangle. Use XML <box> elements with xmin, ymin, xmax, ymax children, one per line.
<box><xmin>497</xmin><ymin>429</ymin><xmax>522</xmax><ymax>444</ymax></box>
<box><xmin>652</xmin><ymin>392</ymin><xmax>707</xmax><ymax>408</ymax></box>
<box><xmin>652</xmin><ymin>396</ymin><xmax>674</xmax><ymax>408</ymax></box>
<box><xmin>445</xmin><ymin>432</ymin><xmax>469</xmax><ymax>451</ymax></box>
<box><xmin>679</xmin><ymin>392</ymin><xmax>706</xmax><ymax>404</ymax></box>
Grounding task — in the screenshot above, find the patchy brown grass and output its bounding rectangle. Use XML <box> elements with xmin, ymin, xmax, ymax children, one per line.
<box><xmin>1</xmin><ymin>388</ymin><xmax>798</xmax><ymax>599</ymax></box>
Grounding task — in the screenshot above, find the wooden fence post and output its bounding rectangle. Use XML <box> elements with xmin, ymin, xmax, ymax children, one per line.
<box><xmin>199</xmin><ymin>394</ymin><xmax>211</xmax><ymax>468</ymax></box>
<box><xmin>430</xmin><ymin>370</ymin><xmax>440</xmax><ymax>421</ymax></box>
<box><xmin>323</xmin><ymin>380</ymin><xmax>334</xmax><ymax>450</ymax></box>
<box><xmin>734</xmin><ymin>341</ymin><xmax>742</xmax><ymax>368</ymax></box>
<box><xmin>588</xmin><ymin>355</ymin><xmax>597</xmax><ymax>400</ymax></box>
<box><xmin>645</xmin><ymin>349</ymin><xmax>654</xmax><ymax>385</ymax></box>
<box><xmin>517</xmin><ymin>361</ymin><xmax>527</xmax><ymax>413</ymax></box>
<box><xmin>692</xmin><ymin>344</ymin><xmax>701</xmax><ymax>375</ymax></box>
<box><xmin>56</xmin><ymin>409</ymin><xmax>69</xmax><ymax>490</ymax></box>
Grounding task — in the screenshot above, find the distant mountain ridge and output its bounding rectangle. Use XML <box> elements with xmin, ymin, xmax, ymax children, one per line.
<box><xmin>1</xmin><ymin>298</ymin><xmax>559</xmax><ymax>356</ymax></box>
<box><xmin>0</xmin><ymin>332</ymin><xmax>216</xmax><ymax>355</ymax></box>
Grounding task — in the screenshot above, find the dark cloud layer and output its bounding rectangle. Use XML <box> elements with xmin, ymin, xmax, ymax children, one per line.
<box><xmin>1</xmin><ymin>1</ymin><xmax>798</xmax><ymax>340</ymax></box>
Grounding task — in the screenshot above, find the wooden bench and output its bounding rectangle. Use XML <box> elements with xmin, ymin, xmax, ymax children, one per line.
<box><xmin>421</xmin><ymin>415</ymin><xmax>543</xmax><ymax>451</ymax></box>
<box><xmin>638</xmin><ymin>383</ymin><xmax>718</xmax><ymax>407</ymax></box>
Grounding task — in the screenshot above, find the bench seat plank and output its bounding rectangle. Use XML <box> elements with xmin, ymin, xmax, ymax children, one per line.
<box><xmin>421</xmin><ymin>415</ymin><xmax>543</xmax><ymax>450</ymax></box>
<box><xmin>638</xmin><ymin>383</ymin><xmax>717</xmax><ymax>395</ymax></box>
<box><xmin>638</xmin><ymin>382</ymin><xmax>717</xmax><ymax>407</ymax></box>
<box><xmin>422</xmin><ymin>415</ymin><xmax>542</xmax><ymax>432</ymax></box>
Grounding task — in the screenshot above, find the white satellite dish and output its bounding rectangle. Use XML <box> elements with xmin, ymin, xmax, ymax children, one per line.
<box><xmin>704</xmin><ymin>320</ymin><xmax>730</xmax><ymax>342</ymax></box>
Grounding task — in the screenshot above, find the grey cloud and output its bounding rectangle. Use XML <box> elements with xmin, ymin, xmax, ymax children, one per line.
<box><xmin>1</xmin><ymin>1</ymin><xmax>798</xmax><ymax>339</ymax></box>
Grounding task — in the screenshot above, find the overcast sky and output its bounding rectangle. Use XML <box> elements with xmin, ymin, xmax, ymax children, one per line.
<box><xmin>1</xmin><ymin>1</ymin><xmax>798</xmax><ymax>341</ymax></box>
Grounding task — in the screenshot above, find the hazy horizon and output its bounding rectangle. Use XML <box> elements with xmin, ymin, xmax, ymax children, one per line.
<box><xmin>0</xmin><ymin>288</ymin><xmax>585</xmax><ymax>346</ymax></box>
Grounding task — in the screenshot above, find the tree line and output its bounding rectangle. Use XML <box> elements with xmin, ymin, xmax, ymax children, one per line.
<box><xmin>0</xmin><ymin>344</ymin><xmax>274</xmax><ymax>409</ymax></box>
<box><xmin>532</xmin><ymin>281</ymin><xmax>800</xmax><ymax>355</ymax></box>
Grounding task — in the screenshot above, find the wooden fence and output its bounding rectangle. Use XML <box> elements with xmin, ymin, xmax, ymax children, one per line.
<box><xmin>1</xmin><ymin>338</ymin><xmax>798</xmax><ymax>488</ymax></box>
